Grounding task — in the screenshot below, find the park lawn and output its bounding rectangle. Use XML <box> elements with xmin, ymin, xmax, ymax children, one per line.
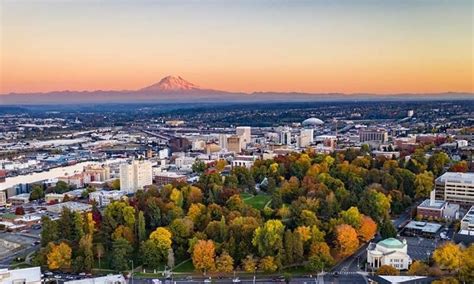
<box><xmin>239</xmin><ymin>192</ymin><xmax>253</xmax><ymax>200</ymax></box>
<box><xmin>240</xmin><ymin>194</ymin><xmax>272</xmax><ymax>210</ymax></box>
<box><xmin>173</xmin><ymin>259</ymin><xmax>194</xmax><ymax>273</ymax></box>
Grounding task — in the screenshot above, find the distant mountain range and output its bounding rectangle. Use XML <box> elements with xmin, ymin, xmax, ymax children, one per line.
<box><xmin>0</xmin><ymin>75</ymin><xmax>472</xmax><ymax>104</ymax></box>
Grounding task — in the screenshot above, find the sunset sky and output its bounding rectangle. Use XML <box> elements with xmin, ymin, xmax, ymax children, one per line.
<box><xmin>1</xmin><ymin>0</ymin><xmax>473</xmax><ymax>94</ymax></box>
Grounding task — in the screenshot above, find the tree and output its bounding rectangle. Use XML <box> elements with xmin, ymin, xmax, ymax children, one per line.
<box><xmin>358</xmin><ymin>186</ymin><xmax>391</xmax><ymax>224</ymax></box>
<box><xmin>111</xmin><ymin>179</ymin><xmax>120</xmax><ymax>190</ymax></box>
<box><xmin>78</xmin><ymin>234</ymin><xmax>94</xmax><ymax>272</ymax></box>
<box><xmin>460</xmin><ymin>244</ymin><xmax>474</xmax><ymax>282</ymax></box>
<box><xmin>15</xmin><ymin>206</ymin><xmax>25</xmax><ymax>215</ymax></box>
<box><xmin>307</xmin><ymin>241</ymin><xmax>334</xmax><ymax>272</ymax></box>
<box><xmin>259</xmin><ymin>256</ymin><xmax>278</xmax><ymax>273</ymax></box>
<box><xmin>215</xmin><ymin>159</ymin><xmax>227</xmax><ymax>172</ymax></box>
<box><xmin>41</xmin><ymin>216</ymin><xmax>58</xmax><ymax>247</ymax></box>
<box><xmin>95</xmin><ymin>243</ymin><xmax>105</xmax><ymax>269</ymax></box>
<box><xmin>432</xmin><ymin>278</ymin><xmax>460</xmax><ymax>284</ymax></box>
<box><xmin>111</xmin><ymin>238</ymin><xmax>132</xmax><ymax>271</ymax></box>
<box><xmin>137</xmin><ymin>211</ymin><xmax>146</xmax><ymax>243</ymax></box>
<box><xmin>142</xmin><ymin>227</ymin><xmax>173</xmax><ymax>268</ymax></box>
<box><xmin>428</xmin><ymin>152</ymin><xmax>449</xmax><ymax>176</ymax></box>
<box><xmin>339</xmin><ymin>207</ymin><xmax>362</xmax><ymax>229</ymax></box>
<box><xmin>377</xmin><ymin>265</ymin><xmax>399</xmax><ymax>275</ymax></box>
<box><xmin>54</xmin><ymin>180</ymin><xmax>70</xmax><ymax>193</ymax></box>
<box><xmin>216</xmin><ymin>251</ymin><xmax>234</xmax><ymax>273</ymax></box>
<box><xmin>170</xmin><ymin>188</ymin><xmax>184</xmax><ymax>207</ymax></box>
<box><xmin>47</xmin><ymin>242</ymin><xmax>72</xmax><ymax>270</ymax></box>
<box><xmin>252</xmin><ymin>219</ymin><xmax>284</xmax><ymax>257</ymax></box>
<box><xmin>380</xmin><ymin>220</ymin><xmax>397</xmax><ymax>239</ymax></box>
<box><xmin>334</xmin><ymin>224</ymin><xmax>359</xmax><ymax>257</ymax></box>
<box><xmin>357</xmin><ymin>216</ymin><xmax>377</xmax><ymax>242</ymax></box>
<box><xmin>415</xmin><ymin>171</ymin><xmax>434</xmax><ymax>199</ymax></box>
<box><xmin>449</xmin><ymin>161</ymin><xmax>468</xmax><ymax>173</ymax></box>
<box><xmin>242</xmin><ymin>255</ymin><xmax>257</xmax><ymax>272</ymax></box>
<box><xmin>29</xmin><ymin>184</ymin><xmax>44</xmax><ymax>201</ymax></box>
<box><xmin>433</xmin><ymin>242</ymin><xmax>462</xmax><ymax>271</ymax></box>
<box><xmin>192</xmin><ymin>240</ymin><xmax>216</xmax><ymax>273</ymax></box>
<box><xmin>408</xmin><ymin>261</ymin><xmax>429</xmax><ymax>276</ymax></box>
<box><xmin>192</xmin><ymin>160</ymin><xmax>207</xmax><ymax>174</ymax></box>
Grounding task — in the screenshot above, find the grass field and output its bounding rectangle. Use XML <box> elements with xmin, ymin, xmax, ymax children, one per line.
<box><xmin>240</xmin><ymin>193</ymin><xmax>272</xmax><ymax>210</ymax></box>
<box><xmin>173</xmin><ymin>259</ymin><xmax>194</xmax><ymax>272</ymax></box>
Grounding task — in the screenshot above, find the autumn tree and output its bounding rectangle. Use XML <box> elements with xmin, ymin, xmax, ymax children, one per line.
<box><xmin>141</xmin><ymin>227</ymin><xmax>173</xmax><ymax>268</ymax></box>
<box><xmin>47</xmin><ymin>242</ymin><xmax>72</xmax><ymax>270</ymax></box>
<box><xmin>408</xmin><ymin>261</ymin><xmax>429</xmax><ymax>276</ymax></box>
<box><xmin>433</xmin><ymin>242</ymin><xmax>462</xmax><ymax>272</ymax></box>
<box><xmin>252</xmin><ymin>219</ymin><xmax>284</xmax><ymax>258</ymax></box>
<box><xmin>460</xmin><ymin>244</ymin><xmax>474</xmax><ymax>282</ymax></box>
<box><xmin>76</xmin><ymin>234</ymin><xmax>94</xmax><ymax>272</ymax></box>
<box><xmin>377</xmin><ymin>265</ymin><xmax>399</xmax><ymax>275</ymax></box>
<box><xmin>242</xmin><ymin>255</ymin><xmax>257</xmax><ymax>272</ymax></box>
<box><xmin>216</xmin><ymin>251</ymin><xmax>234</xmax><ymax>273</ymax></box>
<box><xmin>415</xmin><ymin>171</ymin><xmax>434</xmax><ymax>199</ymax></box>
<box><xmin>358</xmin><ymin>186</ymin><xmax>391</xmax><ymax>224</ymax></box>
<box><xmin>334</xmin><ymin>224</ymin><xmax>359</xmax><ymax>257</ymax></box>
<box><xmin>357</xmin><ymin>215</ymin><xmax>377</xmax><ymax>242</ymax></box>
<box><xmin>259</xmin><ymin>256</ymin><xmax>278</xmax><ymax>273</ymax></box>
<box><xmin>192</xmin><ymin>240</ymin><xmax>216</xmax><ymax>273</ymax></box>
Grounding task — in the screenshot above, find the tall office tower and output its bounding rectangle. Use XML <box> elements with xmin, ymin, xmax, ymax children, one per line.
<box><xmin>120</xmin><ymin>160</ymin><xmax>153</xmax><ymax>193</ymax></box>
<box><xmin>236</xmin><ymin>126</ymin><xmax>251</xmax><ymax>149</ymax></box>
<box><xmin>279</xmin><ymin>130</ymin><xmax>292</xmax><ymax>145</ymax></box>
<box><xmin>218</xmin><ymin>134</ymin><xmax>228</xmax><ymax>150</ymax></box>
<box><xmin>359</xmin><ymin>128</ymin><xmax>388</xmax><ymax>143</ymax></box>
<box><xmin>227</xmin><ymin>135</ymin><xmax>242</xmax><ymax>153</ymax></box>
<box><xmin>298</xmin><ymin>128</ymin><xmax>314</xmax><ymax>148</ymax></box>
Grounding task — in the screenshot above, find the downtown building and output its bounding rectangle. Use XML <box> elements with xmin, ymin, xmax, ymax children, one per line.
<box><xmin>119</xmin><ymin>160</ymin><xmax>153</xmax><ymax>193</ymax></box>
<box><xmin>435</xmin><ymin>172</ymin><xmax>474</xmax><ymax>206</ymax></box>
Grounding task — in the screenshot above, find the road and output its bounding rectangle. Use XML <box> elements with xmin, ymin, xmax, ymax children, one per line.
<box><xmin>131</xmin><ymin>273</ymin><xmax>369</xmax><ymax>284</ymax></box>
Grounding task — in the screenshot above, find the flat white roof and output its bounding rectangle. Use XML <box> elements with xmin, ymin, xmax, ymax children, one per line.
<box><xmin>404</xmin><ymin>221</ymin><xmax>442</xmax><ymax>233</ymax></box>
<box><xmin>436</xmin><ymin>172</ymin><xmax>474</xmax><ymax>184</ymax></box>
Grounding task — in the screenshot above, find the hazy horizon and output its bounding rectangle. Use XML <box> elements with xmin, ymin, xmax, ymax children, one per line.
<box><xmin>1</xmin><ymin>0</ymin><xmax>473</xmax><ymax>95</ymax></box>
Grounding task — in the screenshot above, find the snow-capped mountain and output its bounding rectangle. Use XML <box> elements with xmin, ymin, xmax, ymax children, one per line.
<box><xmin>141</xmin><ymin>76</ymin><xmax>200</xmax><ymax>91</ymax></box>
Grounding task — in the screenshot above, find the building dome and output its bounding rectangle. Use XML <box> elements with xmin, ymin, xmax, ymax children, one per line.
<box><xmin>302</xmin><ymin>117</ymin><xmax>324</xmax><ymax>126</ymax></box>
<box><xmin>378</xmin><ymin>238</ymin><xmax>405</xmax><ymax>249</ymax></box>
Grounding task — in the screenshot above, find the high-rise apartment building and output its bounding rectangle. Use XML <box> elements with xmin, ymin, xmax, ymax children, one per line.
<box><xmin>218</xmin><ymin>134</ymin><xmax>228</xmax><ymax>150</ymax></box>
<box><xmin>298</xmin><ymin>129</ymin><xmax>314</xmax><ymax>148</ymax></box>
<box><xmin>120</xmin><ymin>160</ymin><xmax>153</xmax><ymax>193</ymax></box>
<box><xmin>227</xmin><ymin>135</ymin><xmax>242</xmax><ymax>153</ymax></box>
<box><xmin>236</xmin><ymin>126</ymin><xmax>251</xmax><ymax>149</ymax></box>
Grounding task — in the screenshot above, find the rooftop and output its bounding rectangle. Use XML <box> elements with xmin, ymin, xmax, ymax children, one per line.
<box><xmin>378</xmin><ymin>238</ymin><xmax>405</xmax><ymax>249</ymax></box>
<box><xmin>436</xmin><ymin>172</ymin><xmax>474</xmax><ymax>185</ymax></box>
<box><xmin>404</xmin><ymin>221</ymin><xmax>442</xmax><ymax>233</ymax></box>
<box><xmin>418</xmin><ymin>199</ymin><xmax>446</xmax><ymax>209</ymax></box>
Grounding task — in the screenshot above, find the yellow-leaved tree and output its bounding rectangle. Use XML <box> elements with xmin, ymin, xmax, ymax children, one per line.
<box><xmin>47</xmin><ymin>242</ymin><xmax>72</xmax><ymax>270</ymax></box>
<box><xmin>192</xmin><ymin>239</ymin><xmax>216</xmax><ymax>273</ymax></box>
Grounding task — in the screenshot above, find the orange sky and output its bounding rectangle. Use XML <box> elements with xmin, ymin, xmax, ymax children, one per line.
<box><xmin>1</xmin><ymin>0</ymin><xmax>473</xmax><ymax>94</ymax></box>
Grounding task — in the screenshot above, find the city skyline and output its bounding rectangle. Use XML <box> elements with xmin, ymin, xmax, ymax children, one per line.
<box><xmin>1</xmin><ymin>0</ymin><xmax>473</xmax><ymax>95</ymax></box>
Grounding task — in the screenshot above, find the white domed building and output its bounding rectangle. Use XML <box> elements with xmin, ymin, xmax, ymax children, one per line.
<box><xmin>367</xmin><ymin>238</ymin><xmax>412</xmax><ymax>270</ymax></box>
<box><xmin>302</xmin><ymin>117</ymin><xmax>324</xmax><ymax>127</ymax></box>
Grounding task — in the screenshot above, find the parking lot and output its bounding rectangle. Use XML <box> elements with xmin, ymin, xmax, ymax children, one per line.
<box><xmin>405</xmin><ymin>236</ymin><xmax>440</xmax><ymax>260</ymax></box>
